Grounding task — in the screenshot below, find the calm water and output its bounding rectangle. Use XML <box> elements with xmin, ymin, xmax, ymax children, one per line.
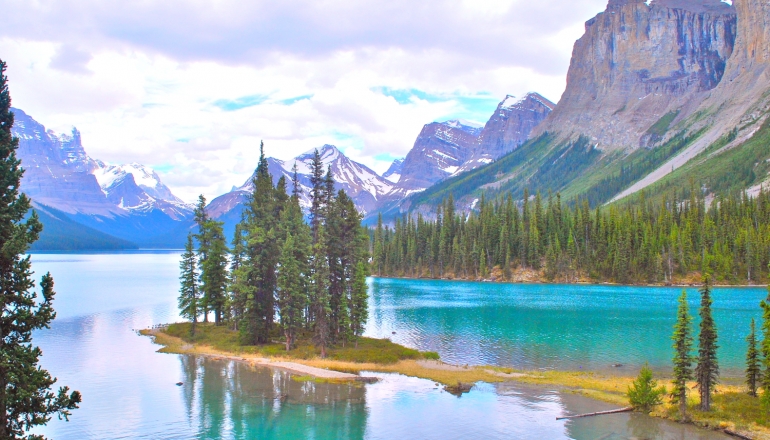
<box><xmin>365</xmin><ymin>278</ymin><xmax>766</xmax><ymax>375</ymax></box>
<box><xmin>28</xmin><ymin>252</ymin><xmax>731</xmax><ymax>439</ymax></box>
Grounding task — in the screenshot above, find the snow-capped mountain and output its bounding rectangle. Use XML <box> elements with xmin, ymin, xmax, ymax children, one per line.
<box><xmin>93</xmin><ymin>162</ymin><xmax>192</xmax><ymax>220</ymax></box>
<box><xmin>11</xmin><ymin>107</ymin><xmax>193</xmax><ymax>246</ymax></box>
<box><xmin>382</xmin><ymin>158</ymin><xmax>404</xmax><ymax>183</ymax></box>
<box><xmin>207</xmin><ymin>144</ymin><xmax>394</xmax><ymax>225</ymax></box>
<box><xmin>391</xmin><ymin>119</ymin><xmax>482</xmax><ymax>196</ymax></box>
<box><xmin>458</xmin><ymin>92</ymin><xmax>555</xmax><ymax>173</ymax></box>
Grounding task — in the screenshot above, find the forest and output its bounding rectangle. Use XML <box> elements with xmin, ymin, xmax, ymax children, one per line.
<box><xmin>372</xmin><ymin>187</ymin><xmax>770</xmax><ymax>285</ymax></box>
<box><xmin>180</xmin><ymin>146</ymin><xmax>370</xmax><ymax>356</ymax></box>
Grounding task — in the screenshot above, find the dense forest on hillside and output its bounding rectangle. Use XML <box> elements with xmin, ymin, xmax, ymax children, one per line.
<box><xmin>372</xmin><ymin>187</ymin><xmax>770</xmax><ymax>285</ymax></box>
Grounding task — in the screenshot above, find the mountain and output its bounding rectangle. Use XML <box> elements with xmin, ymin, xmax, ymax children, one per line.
<box><xmin>388</xmin><ymin>0</ymin><xmax>770</xmax><ymax>217</ymax></box>
<box><xmin>460</xmin><ymin>93</ymin><xmax>555</xmax><ymax>173</ymax></box>
<box><xmin>11</xmin><ymin>108</ymin><xmax>193</xmax><ymax>248</ymax></box>
<box><xmin>382</xmin><ymin>158</ymin><xmax>404</xmax><ymax>183</ymax></box>
<box><xmin>207</xmin><ymin>144</ymin><xmax>394</xmax><ymax>236</ymax></box>
<box><xmin>392</xmin><ymin>120</ymin><xmax>481</xmax><ymax>197</ymax></box>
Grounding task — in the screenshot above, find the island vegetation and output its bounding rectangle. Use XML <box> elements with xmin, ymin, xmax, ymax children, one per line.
<box><xmin>372</xmin><ymin>187</ymin><xmax>770</xmax><ymax>286</ymax></box>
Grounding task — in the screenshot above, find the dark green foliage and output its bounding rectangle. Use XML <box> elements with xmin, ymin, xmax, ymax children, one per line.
<box><xmin>746</xmin><ymin>318</ymin><xmax>761</xmax><ymax>397</ymax></box>
<box><xmin>200</xmin><ymin>221</ymin><xmax>228</xmax><ymax>324</ymax></box>
<box><xmin>178</xmin><ymin>147</ymin><xmax>370</xmax><ymax>358</ymax></box>
<box><xmin>695</xmin><ymin>276</ymin><xmax>719</xmax><ymax>412</ymax></box>
<box><xmin>646</xmin><ymin>110</ymin><xmax>680</xmax><ymax>139</ymax></box>
<box><xmin>627</xmin><ymin>363</ymin><xmax>666</xmax><ymax>413</ymax></box>
<box><xmin>374</xmin><ymin>185</ymin><xmax>770</xmax><ymax>285</ymax></box>
<box><xmin>761</xmin><ymin>283</ymin><xmax>770</xmax><ymax>406</ymax></box>
<box><xmin>671</xmin><ymin>290</ymin><xmax>694</xmax><ymax>420</ymax></box>
<box><xmin>178</xmin><ymin>234</ymin><xmax>199</xmax><ymax>335</ymax></box>
<box><xmin>29</xmin><ymin>206</ymin><xmax>137</xmax><ymax>251</ymax></box>
<box><xmin>0</xmin><ymin>60</ymin><xmax>80</xmax><ymax>439</ymax></box>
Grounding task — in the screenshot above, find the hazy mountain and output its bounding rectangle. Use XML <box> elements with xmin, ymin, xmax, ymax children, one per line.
<box><xmin>12</xmin><ymin>108</ymin><xmax>193</xmax><ymax>248</ymax></box>
<box><xmin>382</xmin><ymin>158</ymin><xmax>404</xmax><ymax>183</ymax></box>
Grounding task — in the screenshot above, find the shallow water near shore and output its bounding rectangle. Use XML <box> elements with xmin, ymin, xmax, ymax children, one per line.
<box><xmin>29</xmin><ymin>252</ymin><xmax>733</xmax><ymax>439</ymax></box>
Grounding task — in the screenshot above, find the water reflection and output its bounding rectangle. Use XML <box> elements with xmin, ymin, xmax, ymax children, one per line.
<box><xmin>180</xmin><ymin>357</ymin><xmax>368</xmax><ymax>439</ymax></box>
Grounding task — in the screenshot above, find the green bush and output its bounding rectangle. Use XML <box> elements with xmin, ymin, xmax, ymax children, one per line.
<box><xmin>627</xmin><ymin>363</ymin><xmax>666</xmax><ymax>413</ymax></box>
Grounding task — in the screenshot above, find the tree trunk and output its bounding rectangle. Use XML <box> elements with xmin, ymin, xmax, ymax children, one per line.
<box><xmin>556</xmin><ymin>407</ymin><xmax>632</xmax><ymax>420</ymax></box>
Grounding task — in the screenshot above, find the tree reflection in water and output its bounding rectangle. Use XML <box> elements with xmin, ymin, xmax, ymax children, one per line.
<box><xmin>179</xmin><ymin>355</ymin><xmax>367</xmax><ymax>439</ymax></box>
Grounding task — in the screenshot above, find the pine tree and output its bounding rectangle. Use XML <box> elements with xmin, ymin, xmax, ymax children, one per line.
<box><xmin>0</xmin><ymin>60</ymin><xmax>81</xmax><ymax>438</ymax></box>
<box><xmin>760</xmin><ymin>284</ymin><xmax>770</xmax><ymax>405</ymax></box>
<box><xmin>200</xmin><ymin>221</ymin><xmax>229</xmax><ymax>325</ymax></box>
<box><xmin>178</xmin><ymin>234</ymin><xmax>200</xmax><ymax>335</ymax></box>
<box><xmin>671</xmin><ymin>290</ymin><xmax>694</xmax><ymax>420</ymax></box>
<box><xmin>311</xmin><ymin>227</ymin><xmax>331</xmax><ymax>357</ymax></box>
<box><xmin>746</xmin><ymin>318</ymin><xmax>761</xmax><ymax>397</ymax></box>
<box><xmin>277</xmin><ymin>234</ymin><xmax>306</xmax><ymax>351</ymax></box>
<box><xmin>627</xmin><ymin>363</ymin><xmax>665</xmax><ymax>413</ymax></box>
<box><xmin>350</xmin><ymin>262</ymin><xmax>369</xmax><ymax>347</ymax></box>
<box><xmin>193</xmin><ymin>194</ymin><xmax>210</xmax><ymax>322</ymax></box>
<box><xmin>695</xmin><ymin>276</ymin><xmax>719</xmax><ymax>412</ymax></box>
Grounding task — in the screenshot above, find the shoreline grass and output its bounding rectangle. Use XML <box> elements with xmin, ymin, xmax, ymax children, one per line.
<box><xmin>142</xmin><ymin>323</ymin><xmax>770</xmax><ymax>439</ymax></box>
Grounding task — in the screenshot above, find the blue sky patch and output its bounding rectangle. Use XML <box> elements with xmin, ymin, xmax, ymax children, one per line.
<box><xmin>372</xmin><ymin>87</ymin><xmax>502</xmax><ymax>124</ymax></box>
<box><xmin>212</xmin><ymin>94</ymin><xmax>270</xmax><ymax>111</ymax></box>
<box><xmin>278</xmin><ymin>94</ymin><xmax>313</xmax><ymax>105</ymax></box>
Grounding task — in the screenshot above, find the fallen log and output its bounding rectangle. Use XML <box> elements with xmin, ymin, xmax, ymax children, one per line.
<box><xmin>723</xmin><ymin>429</ymin><xmax>753</xmax><ymax>440</ymax></box>
<box><xmin>556</xmin><ymin>407</ymin><xmax>633</xmax><ymax>420</ymax></box>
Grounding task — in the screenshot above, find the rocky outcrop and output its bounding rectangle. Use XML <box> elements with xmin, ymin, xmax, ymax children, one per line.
<box><xmin>382</xmin><ymin>158</ymin><xmax>404</xmax><ymax>183</ymax></box>
<box><xmin>394</xmin><ymin>121</ymin><xmax>480</xmax><ymax>194</ymax></box>
<box><xmin>535</xmin><ymin>0</ymin><xmax>737</xmax><ymax>150</ymax></box>
<box><xmin>460</xmin><ymin>93</ymin><xmax>554</xmax><ymax>172</ymax></box>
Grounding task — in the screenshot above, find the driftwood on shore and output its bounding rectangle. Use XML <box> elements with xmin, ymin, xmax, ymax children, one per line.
<box><xmin>556</xmin><ymin>407</ymin><xmax>633</xmax><ymax>420</ymax></box>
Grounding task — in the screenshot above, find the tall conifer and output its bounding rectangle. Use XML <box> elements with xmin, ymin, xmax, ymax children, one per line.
<box><xmin>179</xmin><ymin>234</ymin><xmax>200</xmax><ymax>334</ymax></box>
<box><xmin>0</xmin><ymin>59</ymin><xmax>81</xmax><ymax>438</ymax></box>
<box><xmin>746</xmin><ymin>318</ymin><xmax>761</xmax><ymax>397</ymax></box>
<box><xmin>200</xmin><ymin>221</ymin><xmax>229</xmax><ymax>325</ymax></box>
<box><xmin>695</xmin><ymin>276</ymin><xmax>719</xmax><ymax>412</ymax></box>
<box><xmin>671</xmin><ymin>290</ymin><xmax>694</xmax><ymax>420</ymax></box>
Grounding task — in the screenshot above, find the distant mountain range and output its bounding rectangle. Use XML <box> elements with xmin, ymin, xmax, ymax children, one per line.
<box><xmin>21</xmin><ymin>0</ymin><xmax>770</xmax><ymax>249</ymax></box>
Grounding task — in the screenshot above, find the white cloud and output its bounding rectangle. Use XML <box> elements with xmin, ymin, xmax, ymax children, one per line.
<box><xmin>0</xmin><ymin>0</ymin><xmax>610</xmax><ymax>202</ymax></box>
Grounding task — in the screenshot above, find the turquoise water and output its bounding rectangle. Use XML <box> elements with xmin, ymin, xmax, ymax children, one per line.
<box><xmin>366</xmin><ymin>278</ymin><xmax>766</xmax><ymax>375</ymax></box>
<box><xmin>28</xmin><ymin>253</ymin><xmax>730</xmax><ymax>439</ymax></box>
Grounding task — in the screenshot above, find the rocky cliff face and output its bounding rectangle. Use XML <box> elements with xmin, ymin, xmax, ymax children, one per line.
<box><xmin>536</xmin><ymin>0</ymin><xmax>737</xmax><ymax>150</ymax></box>
<box><xmin>12</xmin><ymin>108</ymin><xmax>119</xmax><ymax>216</ymax></box>
<box><xmin>382</xmin><ymin>158</ymin><xmax>404</xmax><ymax>183</ymax></box>
<box><xmin>461</xmin><ymin>93</ymin><xmax>555</xmax><ymax>172</ymax></box>
<box><xmin>394</xmin><ymin>120</ymin><xmax>480</xmax><ymax>194</ymax></box>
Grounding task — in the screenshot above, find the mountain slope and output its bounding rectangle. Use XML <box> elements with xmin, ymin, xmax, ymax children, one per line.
<box><xmin>390</xmin><ymin>0</ymin><xmax>770</xmax><ymax>216</ymax></box>
<box><xmin>12</xmin><ymin>108</ymin><xmax>193</xmax><ymax>248</ymax></box>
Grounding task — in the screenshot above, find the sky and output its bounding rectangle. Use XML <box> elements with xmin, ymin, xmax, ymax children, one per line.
<box><xmin>1</xmin><ymin>0</ymin><xmax>612</xmax><ymax>202</ymax></box>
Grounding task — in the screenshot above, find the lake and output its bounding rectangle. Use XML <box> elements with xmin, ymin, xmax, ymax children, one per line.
<box><xmin>29</xmin><ymin>252</ymin><xmax>733</xmax><ymax>439</ymax></box>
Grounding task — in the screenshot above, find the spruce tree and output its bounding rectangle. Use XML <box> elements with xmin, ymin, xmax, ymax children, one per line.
<box><xmin>277</xmin><ymin>234</ymin><xmax>306</xmax><ymax>351</ymax></box>
<box><xmin>0</xmin><ymin>60</ymin><xmax>81</xmax><ymax>438</ymax></box>
<box><xmin>760</xmin><ymin>285</ymin><xmax>770</xmax><ymax>404</ymax></box>
<box><xmin>746</xmin><ymin>318</ymin><xmax>761</xmax><ymax>397</ymax></box>
<box><xmin>311</xmin><ymin>227</ymin><xmax>331</xmax><ymax>357</ymax></box>
<box><xmin>178</xmin><ymin>234</ymin><xmax>200</xmax><ymax>335</ymax></box>
<box><xmin>200</xmin><ymin>221</ymin><xmax>229</xmax><ymax>325</ymax></box>
<box><xmin>671</xmin><ymin>290</ymin><xmax>694</xmax><ymax>420</ymax></box>
<box><xmin>695</xmin><ymin>276</ymin><xmax>719</xmax><ymax>412</ymax></box>
<box><xmin>350</xmin><ymin>262</ymin><xmax>369</xmax><ymax>347</ymax></box>
<box><xmin>193</xmin><ymin>194</ymin><xmax>210</xmax><ymax>321</ymax></box>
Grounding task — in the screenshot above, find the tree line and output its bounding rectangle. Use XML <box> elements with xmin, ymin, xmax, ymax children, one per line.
<box><xmin>178</xmin><ymin>145</ymin><xmax>370</xmax><ymax>356</ymax></box>
<box><xmin>372</xmin><ymin>187</ymin><xmax>770</xmax><ymax>284</ymax></box>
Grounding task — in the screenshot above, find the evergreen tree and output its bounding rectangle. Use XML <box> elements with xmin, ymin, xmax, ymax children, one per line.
<box><xmin>0</xmin><ymin>60</ymin><xmax>81</xmax><ymax>438</ymax></box>
<box><xmin>627</xmin><ymin>363</ymin><xmax>665</xmax><ymax>413</ymax></box>
<box><xmin>277</xmin><ymin>234</ymin><xmax>306</xmax><ymax>351</ymax></box>
<box><xmin>311</xmin><ymin>227</ymin><xmax>331</xmax><ymax>357</ymax></box>
<box><xmin>695</xmin><ymin>276</ymin><xmax>719</xmax><ymax>412</ymax></box>
<box><xmin>746</xmin><ymin>318</ymin><xmax>761</xmax><ymax>397</ymax></box>
<box><xmin>193</xmin><ymin>194</ymin><xmax>210</xmax><ymax>321</ymax></box>
<box><xmin>200</xmin><ymin>221</ymin><xmax>229</xmax><ymax>325</ymax></box>
<box><xmin>760</xmin><ymin>284</ymin><xmax>770</xmax><ymax>404</ymax></box>
<box><xmin>178</xmin><ymin>234</ymin><xmax>200</xmax><ymax>335</ymax></box>
<box><xmin>350</xmin><ymin>262</ymin><xmax>369</xmax><ymax>347</ymax></box>
<box><xmin>671</xmin><ymin>290</ymin><xmax>694</xmax><ymax>420</ymax></box>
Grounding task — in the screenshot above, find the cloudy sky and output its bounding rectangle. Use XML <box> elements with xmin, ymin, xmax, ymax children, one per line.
<box><xmin>2</xmin><ymin>0</ymin><xmax>610</xmax><ymax>202</ymax></box>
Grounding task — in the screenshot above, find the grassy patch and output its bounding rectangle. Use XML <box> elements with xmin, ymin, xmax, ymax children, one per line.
<box><xmin>162</xmin><ymin>322</ymin><xmax>435</xmax><ymax>365</ymax></box>
<box><xmin>646</xmin><ymin>110</ymin><xmax>680</xmax><ymax>139</ymax></box>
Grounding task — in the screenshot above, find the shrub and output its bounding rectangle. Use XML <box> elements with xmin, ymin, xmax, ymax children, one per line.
<box><xmin>628</xmin><ymin>363</ymin><xmax>666</xmax><ymax>413</ymax></box>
